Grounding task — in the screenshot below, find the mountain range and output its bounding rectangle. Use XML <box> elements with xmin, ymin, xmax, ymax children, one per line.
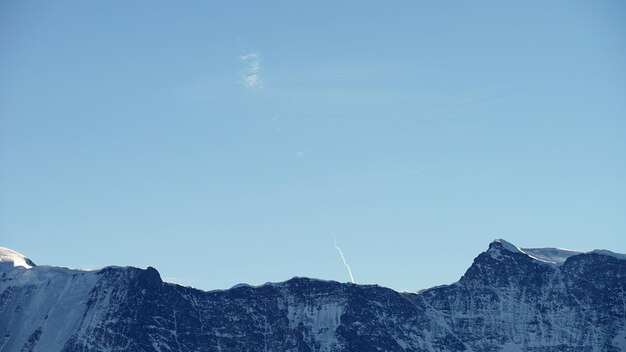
<box><xmin>1</xmin><ymin>239</ymin><xmax>625</xmax><ymax>352</ymax></box>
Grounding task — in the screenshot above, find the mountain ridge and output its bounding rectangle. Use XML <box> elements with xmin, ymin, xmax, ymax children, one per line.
<box><xmin>3</xmin><ymin>239</ymin><xmax>624</xmax><ymax>292</ymax></box>
<box><xmin>2</xmin><ymin>239</ymin><xmax>625</xmax><ymax>351</ymax></box>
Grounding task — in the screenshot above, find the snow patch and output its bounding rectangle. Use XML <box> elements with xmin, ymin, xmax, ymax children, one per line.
<box><xmin>612</xmin><ymin>330</ymin><xmax>626</xmax><ymax>351</ymax></box>
<box><xmin>500</xmin><ymin>342</ymin><xmax>523</xmax><ymax>352</ymax></box>
<box><xmin>0</xmin><ymin>246</ymin><xmax>35</xmax><ymax>269</ymax></box>
<box><xmin>520</xmin><ymin>247</ymin><xmax>582</xmax><ymax>265</ymax></box>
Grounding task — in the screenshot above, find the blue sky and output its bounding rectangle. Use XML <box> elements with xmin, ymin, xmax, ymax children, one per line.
<box><xmin>1</xmin><ymin>1</ymin><xmax>625</xmax><ymax>291</ymax></box>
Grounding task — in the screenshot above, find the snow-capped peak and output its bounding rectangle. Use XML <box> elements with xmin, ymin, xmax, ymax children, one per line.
<box><xmin>0</xmin><ymin>247</ymin><xmax>36</xmax><ymax>269</ymax></box>
<box><xmin>489</xmin><ymin>239</ymin><xmax>582</xmax><ymax>265</ymax></box>
<box><xmin>488</xmin><ymin>239</ymin><xmax>626</xmax><ymax>266</ymax></box>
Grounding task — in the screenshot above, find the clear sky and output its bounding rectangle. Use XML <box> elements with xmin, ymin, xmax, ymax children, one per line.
<box><xmin>1</xmin><ymin>1</ymin><xmax>625</xmax><ymax>292</ymax></box>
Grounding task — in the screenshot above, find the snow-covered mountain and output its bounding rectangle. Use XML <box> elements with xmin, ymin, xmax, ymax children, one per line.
<box><xmin>1</xmin><ymin>239</ymin><xmax>625</xmax><ymax>352</ymax></box>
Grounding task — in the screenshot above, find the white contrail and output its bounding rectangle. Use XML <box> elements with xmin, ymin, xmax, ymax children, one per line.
<box><xmin>332</xmin><ymin>234</ymin><xmax>355</xmax><ymax>283</ymax></box>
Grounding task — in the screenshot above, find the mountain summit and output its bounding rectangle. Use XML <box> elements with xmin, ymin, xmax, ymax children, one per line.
<box><xmin>1</xmin><ymin>240</ymin><xmax>625</xmax><ymax>351</ymax></box>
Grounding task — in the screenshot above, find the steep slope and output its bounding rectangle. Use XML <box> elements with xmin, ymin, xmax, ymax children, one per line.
<box><xmin>1</xmin><ymin>241</ymin><xmax>624</xmax><ymax>352</ymax></box>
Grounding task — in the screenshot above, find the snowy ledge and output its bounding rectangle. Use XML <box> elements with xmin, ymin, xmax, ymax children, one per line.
<box><xmin>0</xmin><ymin>247</ymin><xmax>35</xmax><ymax>269</ymax></box>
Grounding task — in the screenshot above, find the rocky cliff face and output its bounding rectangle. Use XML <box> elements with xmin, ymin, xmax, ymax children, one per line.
<box><xmin>1</xmin><ymin>240</ymin><xmax>625</xmax><ymax>352</ymax></box>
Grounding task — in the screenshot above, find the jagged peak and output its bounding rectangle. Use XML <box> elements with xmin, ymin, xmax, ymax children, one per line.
<box><xmin>0</xmin><ymin>247</ymin><xmax>36</xmax><ymax>269</ymax></box>
<box><xmin>489</xmin><ymin>239</ymin><xmax>523</xmax><ymax>254</ymax></box>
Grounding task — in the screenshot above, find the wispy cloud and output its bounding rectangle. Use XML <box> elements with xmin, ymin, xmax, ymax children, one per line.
<box><xmin>295</xmin><ymin>149</ymin><xmax>311</xmax><ymax>157</ymax></box>
<box><xmin>239</xmin><ymin>52</ymin><xmax>262</xmax><ymax>89</ymax></box>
